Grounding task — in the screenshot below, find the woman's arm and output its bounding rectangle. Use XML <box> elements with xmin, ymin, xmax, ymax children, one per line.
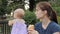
<box><xmin>53</xmin><ymin>32</ymin><xmax>60</xmax><ymax>34</ymax></box>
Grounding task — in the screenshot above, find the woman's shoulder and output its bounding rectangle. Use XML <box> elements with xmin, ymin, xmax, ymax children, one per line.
<box><xmin>35</xmin><ymin>22</ymin><xmax>41</xmax><ymax>26</ymax></box>
<box><xmin>50</xmin><ymin>21</ymin><xmax>60</xmax><ymax>33</ymax></box>
<box><xmin>34</xmin><ymin>22</ymin><xmax>41</xmax><ymax>31</ymax></box>
<box><xmin>14</xmin><ymin>19</ymin><xmax>25</xmax><ymax>23</ymax></box>
<box><xmin>34</xmin><ymin>22</ymin><xmax>42</xmax><ymax>29</ymax></box>
<box><xmin>50</xmin><ymin>21</ymin><xmax>60</xmax><ymax>28</ymax></box>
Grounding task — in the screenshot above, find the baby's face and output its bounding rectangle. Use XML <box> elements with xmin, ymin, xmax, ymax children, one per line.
<box><xmin>13</xmin><ymin>9</ymin><xmax>25</xmax><ymax>19</ymax></box>
<box><xmin>13</xmin><ymin>12</ymin><xmax>18</xmax><ymax>18</ymax></box>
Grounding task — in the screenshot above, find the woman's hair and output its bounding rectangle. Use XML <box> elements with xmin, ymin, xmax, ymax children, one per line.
<box><xmin>36</xmin><ymin>2</ymin><xmax>58</xmax><ymax>24</ymax></box>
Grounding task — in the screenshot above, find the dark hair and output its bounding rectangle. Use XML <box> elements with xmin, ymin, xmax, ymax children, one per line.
<box><xmin>36</xmin><ymin>2</ymin><xmax>58</xmax><ymax>24</ymax></box>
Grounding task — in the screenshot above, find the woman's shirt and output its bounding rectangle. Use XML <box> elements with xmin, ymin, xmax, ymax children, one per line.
<box><xmin>11</xmin><ymin>19</ymin><xmax>27</xmax><ymax>34</ymax></box>
<box><xmin>34</xmin><ymin>21</ymin><xmax>60</xmax><ymax>34</ymax></box>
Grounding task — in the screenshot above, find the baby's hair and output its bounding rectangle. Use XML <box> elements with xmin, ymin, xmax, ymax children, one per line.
<box><xmin>14</xmin><ymin>8</ymin><xmax>25</xmax><ymax>18</ymax></box>
<box><xmin>14</xmin><ymin>8</ymin><xmax>24</xmax><ymax>14</ymax></box>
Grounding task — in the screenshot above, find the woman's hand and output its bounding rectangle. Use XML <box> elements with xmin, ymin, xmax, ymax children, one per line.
<box><xmin>28</xmin><ymin>25</ymin><xmax>39</xmax><ymax>34</ymax></box>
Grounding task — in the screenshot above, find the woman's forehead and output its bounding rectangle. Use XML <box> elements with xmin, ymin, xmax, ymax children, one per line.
<box><xmin>36</xmin><ymin>7</ymin><xmax>40</xmax><ymax>10</ymax></box>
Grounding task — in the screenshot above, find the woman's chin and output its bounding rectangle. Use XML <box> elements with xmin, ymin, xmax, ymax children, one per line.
<box><xmin>37</xmin><ymin>17</ymin><xmax>43</xmax><ymax>19</ymax></box>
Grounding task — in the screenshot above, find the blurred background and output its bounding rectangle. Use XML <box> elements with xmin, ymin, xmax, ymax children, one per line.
<box><xmin>0</xmin><ymin>0</ymin><xmax>60</xmax><ymax>34</ymax></box>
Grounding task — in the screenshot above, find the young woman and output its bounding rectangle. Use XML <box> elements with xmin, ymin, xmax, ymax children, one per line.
<box><xmin>8</xmin><ymin>8</ymin><xmax>27</xmax><ymax>34</ymax></box>
<box><xmin>28</xmin><ymin>2</ymin><xmax>60</xmax><ymax>34</ymax></box>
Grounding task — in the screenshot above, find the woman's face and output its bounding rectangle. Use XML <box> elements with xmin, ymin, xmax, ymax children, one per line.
<box><xmin>35</xmin><ymin>7</ymin><xmax>46</xmax><ymax>19</ymax></box>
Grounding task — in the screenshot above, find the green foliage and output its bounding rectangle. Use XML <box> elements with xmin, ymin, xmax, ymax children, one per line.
<box><xmin>53</xmin><ymin>7</ymin><xmax>60</xmax><ymax>16</ymax></box>
<box><xmin>54</xmin><ymin>7</ymin><xmax>60</xmax><ymax>25</ymax></box>
<box><xmin>49</xmin><ymin>0</ymin><xmax>60</xmax><ymax>16</ymax></box>
<box><xmin>50</xmin><ymin>0</ymin><xmax>60</xmax><ymax>25</ymax></box>
<box><xmin>24</xmin><ymin>11</ymin><xmax>37</xmax><ymax>25</ymax></box>
<box><xmin>0</xmin><ymin>0</ymin><xmax>8</xmax><ymax>15</ymax></box>
<box><xmin>0</xmin><ymin>0</ymin><xmax>24</xmax><ymax>15</ymax></box>
<box><xmin>57</xmin><ymin>16</ymin><xmax>60</xmax><ymax>25</ymax></box>
<box><xmin>49</xmin><ymin>0</ymin><xmax>60</xmax><ymax>7</ymax></box>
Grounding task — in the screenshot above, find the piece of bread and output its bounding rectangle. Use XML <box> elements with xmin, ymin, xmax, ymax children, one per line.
<box><xmin>28</xmin><ymin>25</ymin><xmax>39</xmax><ymax>34</ymax></box>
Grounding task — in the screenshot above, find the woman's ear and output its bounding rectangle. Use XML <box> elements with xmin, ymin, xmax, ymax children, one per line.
<box><xmin>44</xmin><ymin>10</ymin><xmax>47</xmax><ymax>15</ymax></box>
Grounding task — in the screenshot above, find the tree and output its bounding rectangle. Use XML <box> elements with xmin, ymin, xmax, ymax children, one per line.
<box><xmin>0</xmin><ymin>0</ymin><xmax>8</xmax><ymax>16</ymax></box>
<box><xmin>29</xmin><ymin>0</ymin><xmax>35</xmax><ymax>11</ymax></box>
<box><xmin>29</xmin><ymin>0</ymin><xmax>49</xmax><ymax>11</ymax></box>
<box><xmin>0</xmin><ymin>0</ymin><xmax>25</xmax><ymax>16</ymax></box>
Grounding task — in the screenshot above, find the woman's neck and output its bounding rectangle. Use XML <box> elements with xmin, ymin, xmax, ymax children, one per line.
<box><xmin>40</xmin><ymin>16</ymin><xmax>51</xmax><ymax>29</ymax></box>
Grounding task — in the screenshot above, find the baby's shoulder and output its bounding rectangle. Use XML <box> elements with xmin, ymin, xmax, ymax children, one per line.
<box><xmin>14</xmin><ymin>19</ymin><xmax>25</xmax><ymax>23</ymax></box>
